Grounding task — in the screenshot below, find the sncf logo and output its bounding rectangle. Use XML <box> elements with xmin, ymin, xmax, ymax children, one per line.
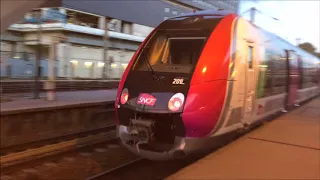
<box><xmin>137</xmin><ymin>93</ymin><xmax>157</xmax><ymax>106</ymax></box>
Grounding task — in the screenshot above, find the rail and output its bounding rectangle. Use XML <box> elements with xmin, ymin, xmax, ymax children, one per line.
<box><xmin>87</xmin><ymin>158</ymin><xmax>144</xmax><ymax>180</ymax></box>
<box><xmin>1</xmin><ymin>128</ymin><xmax>116</xmax><ymax>168</ymax></box>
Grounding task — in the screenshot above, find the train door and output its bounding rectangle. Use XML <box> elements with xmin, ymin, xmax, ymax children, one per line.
<box><xmin>243</xmin><ymin>43</ymin><xmax>257</xmax><ymax>123</ymax></box>
<box><xmin>285</xmin><ymin>50</ymin><xmax>299</xmax><ymax>108</ymax></box>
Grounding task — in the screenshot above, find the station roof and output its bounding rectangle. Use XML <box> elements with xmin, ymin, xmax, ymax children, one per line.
<box><xmin>1</xmin><ymin>0</ymin><xmax>60</xmax><ymax>33</ymax></box>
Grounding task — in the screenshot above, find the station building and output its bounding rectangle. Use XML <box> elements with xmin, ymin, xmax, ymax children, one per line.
<box><xmin>0</xmin><ymin>0</ymin><xmax>240</xmax><ymax>79</ymax></box>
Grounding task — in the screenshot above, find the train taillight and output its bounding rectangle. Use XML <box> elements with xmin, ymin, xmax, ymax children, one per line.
<box><xmin>168</xmin><ymin>93</ymin><xmax>185</xmax><ymax>112</ymax></box>
<box><xmin>120</xmin><ymin>88</ymin><xmax>129</xmax><ymax>104</ymax></box>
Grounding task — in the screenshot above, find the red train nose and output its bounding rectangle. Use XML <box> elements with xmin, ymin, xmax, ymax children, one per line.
<box><xmin>181</xmin><ymin>14</ymin><xmax>237</xmax><ymax>138</ymax></box>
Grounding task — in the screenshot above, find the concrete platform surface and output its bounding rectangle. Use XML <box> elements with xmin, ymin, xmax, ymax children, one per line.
<box><xmin>167</xmin><ymin>97</ymin><xmax>320</xmax><ymax>180</ymax></box>
<box><xmin>1</xmin><ymin>90</ymin><xmax>117</xmax><ymax>112</ymax></box>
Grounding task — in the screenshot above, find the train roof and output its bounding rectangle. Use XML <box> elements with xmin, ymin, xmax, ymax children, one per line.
<box><xmin>261</xmin><ymin>28</ymin><xmax>320</xmax><ymax>61</ymax></box>
<box><xmin>170</xmin><ymin>9</ymin><xmax>236</xmax><ymax>19</ymax></box>
<box><xmin>169</xmin><ymin>10</ymin><xmax>319</xmax><ymax>62</ymax></box>
<box><xmin>242</xmin><ymin>16</ymin><xmax>320</xmax><ymax>62</ymax></box>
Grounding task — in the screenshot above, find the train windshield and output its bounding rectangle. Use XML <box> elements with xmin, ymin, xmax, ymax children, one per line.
<box><xmin>132</xmin><ymin>16</ymin><xmax>223</xmax><ymax>74</ymax></box>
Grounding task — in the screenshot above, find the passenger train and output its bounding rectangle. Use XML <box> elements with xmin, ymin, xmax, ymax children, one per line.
<box><xmin>114</xmin><ymin>10</ymin><xmax>320</xmax><ymax>160</ymax></box>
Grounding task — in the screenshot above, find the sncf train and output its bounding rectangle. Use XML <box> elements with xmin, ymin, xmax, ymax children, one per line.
<box><xmin>114</xmin><ymin>10</ymin><xmax>320</xmax><ymax>160</ymax></box>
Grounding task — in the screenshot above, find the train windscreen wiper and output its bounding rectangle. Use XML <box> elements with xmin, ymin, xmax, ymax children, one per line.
<box><xmin>141</xmin><ymin>46</ymin><xmax>156</xmax><ymax>76</ymax></box>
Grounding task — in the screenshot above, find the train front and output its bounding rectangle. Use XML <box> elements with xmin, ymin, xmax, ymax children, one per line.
<box><xmin>115</xmin><ymin>12</ymin><xmax>236</xmax><ymax>160</ymax></box>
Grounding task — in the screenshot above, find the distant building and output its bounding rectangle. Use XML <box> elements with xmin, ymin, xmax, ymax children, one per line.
<box><xmin>0</xmin><ymin>0</ymin><xmax>240</xmax><ymax>79</ymax></box>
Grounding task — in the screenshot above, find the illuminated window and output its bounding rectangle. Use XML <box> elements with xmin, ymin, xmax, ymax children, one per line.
<box><xmin>248</xmin><ymin>46</ymin><xmax>253</xmax><ymax>69</ymax></box>
<box><xmin>165</xmin><ymin>8</ymin><xmax>170</xmax><ymax>13</ymax></box>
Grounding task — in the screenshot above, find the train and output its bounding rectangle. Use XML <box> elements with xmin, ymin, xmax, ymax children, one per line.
<box><xmin>114</xmin><ymin>10</ymin><xmax>320</xmax><ymax>160</ymax></box>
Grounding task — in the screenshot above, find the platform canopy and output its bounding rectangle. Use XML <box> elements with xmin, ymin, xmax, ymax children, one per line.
<box><xmin>0</xmin><ymin>0</ymin><xmax>61</xmax><ymax>33</ymax></box>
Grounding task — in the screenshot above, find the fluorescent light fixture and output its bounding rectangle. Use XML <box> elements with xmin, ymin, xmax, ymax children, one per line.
<box><xmin>70</xmin><ymin>60</ymin><xmax>78</xmax><ymax>64</ymax></box>
<box><xmin>84</xmin><ymin>62</ymin><xmax>93</xmax><ymax>66</ymax></box>
<box><xmin>98</xmin><ymin>62</ymin><xmax>105</xmax><ymax>67</ymax></box>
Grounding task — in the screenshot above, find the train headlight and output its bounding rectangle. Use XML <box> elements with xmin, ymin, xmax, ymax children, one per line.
<box><xmin>168</xmin><ymin>93</ymin><xmax>185</xmax><ymax>112</ymax></box>
<box><xmin>120</xmin><ymin>88</ymin><xmax>129</xmax><ymax>104</ymax></box>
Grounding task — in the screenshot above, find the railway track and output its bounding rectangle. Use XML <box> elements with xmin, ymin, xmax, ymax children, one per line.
<box><xmin>1</xmin><ymin>125</ymin><xmax>116</xmax><ymax>156</ymax></box>
<box><xmin>0</xmin><ymin>121</ymin><xmax>264</xmax><ymax>180</ymax></box>
<box><xmin>0</xmin><ymin>118</ymin><xmax>247</xmax><ymax>179</ymax></box>
<box><xmin>0</xmin><ymin>126</ymin><xmax>139</xmax><ymax>180</ymax></box>
<box><xmin>0</xmin><ymin>139</ymin><xmax>138</xmax><ymax>180</ymax></box>
<box><xmin>87</xmin><ymin>158</ymin><xmax>144</xmax><ymax>180</ymax></box>
<box><xmin>1</xmin><ymin>125</ymin><xmax>117</xmax><ymax>170</ymax></box>
<box><xmin>86</xmin><ymin>125</ymin><xmax>258</xmax><ymax>180</ymax></box>
<box><xmin>1</xmin><ymin>139</ymin><xmax>138</xmax><ymax>180</ymax></box>
<box><xmin>85</xmin><ymin>156</ymin><xmax>199</xmax><ymax>180</ymax></box>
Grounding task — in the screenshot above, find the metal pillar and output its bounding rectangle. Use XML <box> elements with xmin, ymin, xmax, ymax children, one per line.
<box><xmin>45</xmin><ymin>39</ymin><xmax>57</xmax><ymax>101</ymax></box>
<box><xmin>102</xmin><ymin>18</ymin><xmax>109</xmax><ymax>79</ymax></box>
<box><xmin>44</xmin><ymin>35</ymin><xmax>67</xmax><ymax>101</ymax></box>
<box><xmin>33</xmin><ymin>11</ymin><xmax>42</xmax><ymax>99</ymax></box>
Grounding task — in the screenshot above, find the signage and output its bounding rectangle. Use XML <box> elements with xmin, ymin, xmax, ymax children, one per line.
<box><xmin>137</xmin><ymin>93</ymin><xmax>157</xmax><ymax>106</ymax></box>
<box><xmin>23</xmin><ymin>8</ymin><xmax>66</xmax><ymax>24</ymax></box>
<box><xmin>42</xmin><ymin>8</ymin><xmax>67</xmax><ymax>23</ymax></box>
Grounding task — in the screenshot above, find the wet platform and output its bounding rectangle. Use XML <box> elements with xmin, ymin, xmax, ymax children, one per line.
<box><xmin>167</xmin><ymin>97</ymin><xmax>320</xmax><ymax>180</ymax></box>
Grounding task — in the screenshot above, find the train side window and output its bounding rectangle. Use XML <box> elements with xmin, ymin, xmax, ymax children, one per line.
<box><xmin>248</xmin><ymin>46</ymin><xmax>253</xmax><ymax>69</ymax></box>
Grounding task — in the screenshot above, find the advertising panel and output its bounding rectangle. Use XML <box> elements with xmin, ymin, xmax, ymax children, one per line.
<box><xmin>23</xmin><ymin>8</ymin><xmax>66</xmax><ymax>24</ymax></box>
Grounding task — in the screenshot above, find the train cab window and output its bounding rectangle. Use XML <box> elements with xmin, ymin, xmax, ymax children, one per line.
<box><xmin>248</xmin><ymin>46</ymin><xmax>253</xmax><ymax>69</ymax></box>
<box><xmin>132</xmin><ymin>15</ymin><xmax>224</xmax><ymax>74</ymax></box>
<box><xmin>133</xmin><ymin>31</ymin><xmax>207</xmax><ymax>74</ymax></box>
<box><xmin>163</xmin><ymin>37</ymin><xmax>206</xmax><ymax>66</ymax></box>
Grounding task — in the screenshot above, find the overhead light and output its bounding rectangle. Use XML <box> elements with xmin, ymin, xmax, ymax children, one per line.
<box><xmin>84</xmin><ymin>62</ymin><xmax>93</xmax><ymax>66</ymax></box>
<box><xmin>70</xmin><ymin>60</ymin><xmax>78</xmax><ymax>64</ymax></box>
<box><xmin>111</xmin><ymin>63</ymin><xmax>117</xmax><ymax>68</ymax></box>
<box><xmin>98</xmin><ymin>62</ymin><xmax>105</xmax><ymax>67</ymax></box>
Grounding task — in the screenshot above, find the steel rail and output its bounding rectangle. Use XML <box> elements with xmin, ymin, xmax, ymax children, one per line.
<box><xmin>87</xmin><ymin>157</ymin><xmax>144</xmax><ymax>180</ymax></box>
<box><xmin>1</xmin><ymin>129</ymin><xmax>117</xmax><ymax>168</ymax></box>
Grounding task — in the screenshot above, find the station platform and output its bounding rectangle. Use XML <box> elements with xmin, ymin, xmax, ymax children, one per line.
<box><xmin>167</xmin><ymin>97</ymin><xmax>320</xmax><ymax>180</ymax></box>
<box><xmin>1</xmin><ymin>89</ymin><xmax>117</xmax><ymax>113</ymax></box>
